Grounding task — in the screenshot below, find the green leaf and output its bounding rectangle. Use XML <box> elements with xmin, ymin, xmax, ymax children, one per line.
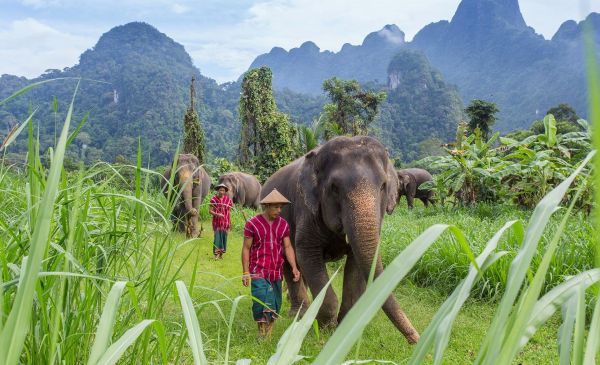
<box><xmin>0</xmin><ymin>80</ymin><xmax>80</xmax><ymax>365</ymax></box>
<box><xmin>87</xmin><ymin>281</ymin><xmax>128</xmax><ymax>365</ymax></box>
<box><xmin>94</xmin><ymin>320</ymin><xmax>156</xmax><ymax>365</ymax></box>
<box><xmin>267</xmin><ymin>270</ymin><xmax>339</xmax><ymax>365</ymax></box>
<box><xmin>176</xmin><ymin>280</ymin><xmax>208</xmax><ymax>365</ymax></box>
<box><xmin>313</xmin><ymin>224</ymin><xmax>453</xmax><ymax>365</ymax></box>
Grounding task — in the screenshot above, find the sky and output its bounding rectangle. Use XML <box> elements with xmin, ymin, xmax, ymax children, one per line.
<box><xmin>1</xmin><ymin>0</ymin><xmax>599</xmax><ymax>83</ymax></box>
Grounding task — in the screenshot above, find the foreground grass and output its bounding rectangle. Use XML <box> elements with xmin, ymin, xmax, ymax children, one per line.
<box><xmin>173</xmin><ymin>216</ymin><xmax>562</xmax><ymax>364</ymax></box>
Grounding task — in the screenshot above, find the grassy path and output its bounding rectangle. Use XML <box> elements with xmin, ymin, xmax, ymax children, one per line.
<box><xmin>170</xmin><ymin>220</ymin><xmax>561</xmax><ymax>364</ymax></box>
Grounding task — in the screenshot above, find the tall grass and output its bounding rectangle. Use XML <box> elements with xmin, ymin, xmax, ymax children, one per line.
<box><xmin>0</xmin><ymin>82</ymin><xmax>188</xmax><ymax>363</ymax></box>
<box><xmin>0</xmin><ymin>30</ymin><xmax>599</xmax><ymax>362</ymax></box>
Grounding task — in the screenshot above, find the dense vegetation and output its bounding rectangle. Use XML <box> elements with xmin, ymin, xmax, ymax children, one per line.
<box><xmin>238</xmin><ymin>67</ymin><xmax>295</xmax><ymax>182</ymax></box>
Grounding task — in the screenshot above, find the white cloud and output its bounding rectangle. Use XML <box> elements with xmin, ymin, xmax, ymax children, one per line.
<box><xmin>179</xmin><ymin>0</ymin><xmax>457</xmax><ymax>82</ymax></box>
<box><xmin>0</xmin><ymin>18</ymin><xmax>94</xmax><ymax>78</ymax></box>
<box><xmin>18</xmin><ymin>0</ymin><xmax>60</xmax><ymax>8</ymax></box>
<box><xmin>171</xmin><ymin>3</ymin><xmax>189</xmax><ymax>15</ymax></box>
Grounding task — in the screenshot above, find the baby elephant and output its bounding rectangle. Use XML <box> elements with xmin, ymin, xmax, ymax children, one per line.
<box><xmin>217</xmin><ymin>172</ymin><xmax>262</xmax><ymax>209</ymax></box>
<box><xmin>397</xmin><ymin>168</ymin><xmax>434</xmax><ymax>208</ymax></box>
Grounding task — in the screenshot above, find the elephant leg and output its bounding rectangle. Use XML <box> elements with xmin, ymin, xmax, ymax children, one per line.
<box><xmin>189</xmin><ymin>184</ymin><xmax>202</xmax><ymax>238</ymax></box>
<box><xmin>283</xmin><ymin>260</ymin><xmax>311</xmax><ymax>317</ymax></box>
<box><xmin>407</xmin><ymin>194</ymin><xmax>414</xmax><ymax>209</ymax></box>
<box><xmin>295</xmin><ymin>232</ymin><xmax>338</xmax><ymax>328</ymax></box>
<box><xmin>338</xmin><ymin>253</ymin><xmax>366</xmax><ymax>323</ymax></box>
<box><xmin>420</xmin><ymin>196</ymin><xmax>429</xmax><ymax>207</ymax></box>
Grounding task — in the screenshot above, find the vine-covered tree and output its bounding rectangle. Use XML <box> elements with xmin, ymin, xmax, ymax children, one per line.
<box><xmin>238</xmin><ymin>67</ymin><xmax>295</xmax><ymax>181</ymax></box>
<box><xmin>183</xmin><ymin>76</ymin><xmax>206</xmax><ymax>163</ymax></box>
<box><xmin>319</xmin><ymin>77</ymin><xmax>386</xmax><ymax>138</ymax></box>
<box><xmin>465</xmin><ymin>99</ymin><xmax>499</xmax><ymax>140</ymax></box>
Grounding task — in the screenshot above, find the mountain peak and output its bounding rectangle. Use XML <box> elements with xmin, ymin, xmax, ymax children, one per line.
<box><xmin>79</xmin><ymin>21</ymin><xmax>192</xmax><ymax>69</ymax></box>
<box><xmin>362</xmin><ymin>24</ymin><xmax>405</xmax><ymax>47</ymax></box>
<box><xmin>451</xmin><ymin>0</ymin><xmax>526</xmax><ymax>32</ymax></box>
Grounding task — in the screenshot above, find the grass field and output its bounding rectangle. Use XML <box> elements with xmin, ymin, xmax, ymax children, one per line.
<box><xmin>173</xmin><ymin>212</ymin><xmax>565</xmax><ymax>364</ymax></box>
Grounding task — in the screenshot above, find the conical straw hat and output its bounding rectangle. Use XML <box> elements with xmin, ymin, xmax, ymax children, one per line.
<box><xmin>215</xmin><ymin>183</ymin><xmax>229</xmax><ymax>191</ymax></box>
<box><xmin>260</xmin><ymin>188</ymin><xmax>291</xmax><ymax>205</ymax></box>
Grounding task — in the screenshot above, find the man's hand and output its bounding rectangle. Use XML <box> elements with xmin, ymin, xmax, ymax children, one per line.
<box><xmin>242</xmin><ymin>273</ymin><xmax>251</xmax><ymax>287</ymax></box>
<box><xmin>292</xmin><ymin>267</ymin><xmax>301</xmax><ymax>282</ymax></box>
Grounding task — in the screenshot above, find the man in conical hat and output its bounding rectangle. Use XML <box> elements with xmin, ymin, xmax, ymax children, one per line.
<box><xmin>209</xmin><ymin>183</ymin><xmax>233</xmax><ymax>260</ymax></box>
<box><xmin>241</xmin><ymin>188</ymin><xmax>301</xmax><ymax>338</ymax></box>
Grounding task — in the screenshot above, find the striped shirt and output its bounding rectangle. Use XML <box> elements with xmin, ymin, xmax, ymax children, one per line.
<box><xmin>210</xmin><ymin>195</ymin><xmax>233</xmax><ymax>231</ymax></box>
<box><xmin>243</xmin><ymin>214</ymin><xmax>290</xmax><ymax>282</ymax></box>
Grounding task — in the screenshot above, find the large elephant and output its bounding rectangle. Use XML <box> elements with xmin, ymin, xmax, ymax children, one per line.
<box><xmin>397</xmin><ymin>168</ymin><xmax>434</xmax><ymax>209</ymax></box>
<box><xmin>161</xmin><ymin>154</ymin><xmax>211</xmax><ymax>238</ymax></box>
<box><xmin>217</xmin><ymin>172</ymin><xmax>262</xmax><ymax>209</ymax></box>
<box><xmin>261</xmin><ymin>136</ymin><xmax>420</xmax><ymax>344</ymax></box>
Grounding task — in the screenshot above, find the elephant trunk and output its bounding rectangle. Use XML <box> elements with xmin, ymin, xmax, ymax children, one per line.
<box><xmin>345</xmin><ymin>184</ymin><xmax>420</xmax><ymax>344</ymax></box>
<box><xmin>182</xmin><ymin>180</ymin><xmax>195</xmax><ymax>214</ymax></box>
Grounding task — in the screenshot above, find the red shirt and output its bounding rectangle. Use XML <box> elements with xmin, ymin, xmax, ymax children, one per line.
<box><xmin>210</xmin><ymin>195</ymin><xmax>233</xmax><ymax>231</ymax></box>
<box><xmin>243</xmin><ymin>214</ymin><xmax>290</xmax><ymax>282</ymax></box>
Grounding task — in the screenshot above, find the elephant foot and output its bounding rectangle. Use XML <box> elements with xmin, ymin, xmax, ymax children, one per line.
<box><xmin>288</xmin><ymin>303</ymin><xmax>308</xmax><ymax>318</ymax></box>
<box><xmin>405</xmin><ymin>330</ymin><xmax>420</xmax><ymax>345</ymax></box>
<box><xmin>316</xmin><ymin>316</ymin><xmax>338</xmax><ymax>331</ymax></box>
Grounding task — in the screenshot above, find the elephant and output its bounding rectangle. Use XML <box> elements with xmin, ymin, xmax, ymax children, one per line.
<box><xmin>397</xmin><ymin>168</ymin><xmax>434</xmax><ymax>209</ymax></box>
<box><xmin>217</xmin><ymin>172</ymin><xmax>262</xmax><ymax>209</ymax></box>
<box><xmin>261</xmin><ymin>135</ymin><xmax>420</xmax><ymax>344</ymax></box>
<box><xmin>161</xmin><ymin>154</ymin><xmax>211</xmax><ymax>238</ymax></box>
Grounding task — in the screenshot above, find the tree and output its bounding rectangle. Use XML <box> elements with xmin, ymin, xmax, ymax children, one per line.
<box><xmin>238</xmin><ymin>67</ymin><xmax>295</xmax><ymax>181</ymax></box>
<box><xmin>319</xmin><ymin>77</ymin><xmax>387</xmax><ymax>138</ymax></box>
<box><xmin>183</xmin><ymin>76</ymin><xmax>206</xmax><ymax>163</ymax></box>
<box><xmin>546</xmin><ymin>103</ymin><xmax>579</xmax><ymax>124</ymax></box>
<box><xmin>465</xmin><ymin>99</ymin><xmax>499</xmax><ymax>140</ymax></box>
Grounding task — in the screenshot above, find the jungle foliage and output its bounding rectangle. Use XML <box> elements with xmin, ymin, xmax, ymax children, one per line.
<box><xmin>238</xmin><ymin>67</ymin><xmax>295</xmax><ymax>182</ymax></box>
<box><xmin>419</xmin><ymin>114</ymin><xmax>593</xmax><ymax>209</ymax></box>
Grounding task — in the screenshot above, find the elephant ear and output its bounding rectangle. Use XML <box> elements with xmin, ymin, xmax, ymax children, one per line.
<box><xmin>385</xmin><ymin>161</ymin><xmax>399</xmax><ymax>214</ymax></box>
<box><xmin>298</xmin><ymin>150</ymin><xmax>320</xmax><ymax>215</ymax></box>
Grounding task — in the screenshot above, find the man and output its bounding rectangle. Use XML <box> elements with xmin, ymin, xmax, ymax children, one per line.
<box><xmin>209</xmin><ymin>183</ymin><xmax>233</xmax><ymax>259</ymax></box>
<box><xmin>242</xmin><ymin>188</ymin><xmax>301</xmax><ymax>338</ymax></box>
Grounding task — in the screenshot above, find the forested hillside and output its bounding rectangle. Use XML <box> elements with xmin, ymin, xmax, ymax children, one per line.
<box><xmin>249</xmin><ymin>0</ymin><xmax>600</xmax><ymax>132</ymax></box>
<box><xmin>0</xmin><ymin>22</ymin><xmax>239</xmax><ymax>166</ymax></box>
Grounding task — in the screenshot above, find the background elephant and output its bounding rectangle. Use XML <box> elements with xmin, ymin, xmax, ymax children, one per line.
<box><xmin>261</xmin><ymin>135</ymin><xmax>420</xmax><ymax>344</ymax></box>
<box><xmin>397</xmin><ymin>168</ymin><xmax>434</xmax><ymax>209</ymax></box>
<box><xmin>161</xmin><ymin>154</ymin><xmax>210</xmax><ymax>238</ymax></box>
<box><xmin>217</xmin><ymin>172</ymin><xmax>262</xmax><ymax>209</ymax></box>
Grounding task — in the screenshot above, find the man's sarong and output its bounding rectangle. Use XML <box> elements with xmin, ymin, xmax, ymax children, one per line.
<box><xmin>251</xmin><ymin>278</ymin><xmax>282</xmax><ymax>322</ymax></box>
<box><xmin>213</xmin><ymin>230</ymin><xmax>228</xmax><ymax>255</ymax></box>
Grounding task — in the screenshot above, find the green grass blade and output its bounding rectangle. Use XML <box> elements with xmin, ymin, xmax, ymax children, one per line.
<box><xmin>497</xmin><ymin>155</ymin><xmax>593</xmax><ymax>363</ymax></box>
<box><xmin>225</xmin><ymin>295</ymin><xmax>245</xmax><ymax>365</ymax></box>
<box><xmin>267</xmin><ymin>270</ymin><xmax>339</xmax><ymax>365</ymax></box>
<box><xmin>313</xmin><ymin>224</ymin><xmax>451</xmax><ymax>365</ymax></box>
<box><xmin>517</xmin><ymin>269</ymin><xmax>600</xmax><ymax>350</ymax></box>
<box><xmin>66</xmin><ymin>112</ymin><xmax>90</xmax><ymax>147</ymax></box>
<box><xmin>94</xmin><ymin>319</ymin><xmax>156</xmax><ymax>365</ymax></box>
<box><xmin>176</xmin><ymin>280</ymin><xmax>208</xmax><ymax>365</ymax></box>
<box><xmin>0</xmin><ymin>109</ymin><xmax>37</xmax><ymax>151</ymax></box>
<box><xmin>558</xmin><ymin>289</ymin><xmax>580</xmax><ymax>365</ymax></box>
<box><xmin>0</xmin><ymin>78</ymin><xmax>80</xmax><ymax>106</ymax></box>
<box><xmin>0</xmin><ymin>80</ymin><xmax>80</xmax><ymax>365</ymax></box>
<box><xmin>87</xmin><ymin>281</ymin><xmax>128</xmax><ymax>365</ymax></box>
<box><xmin>409</xmin><ymin>221</ymin><xmax>521</xmax><ymax>365</ymax></box>
<box><xmin>478</xmin><ymin>151</ymin><xmax>595</xmax><ymax>365</ymax></box>
<box><xmin>583</xmin><ymin>293</ymin><xmax>600</xmax><ymax>364</ymax></box>
<box><xmin>573</xmin><ymin>285</ymin><xmax>587</xmax><ymax>365</ymax></box>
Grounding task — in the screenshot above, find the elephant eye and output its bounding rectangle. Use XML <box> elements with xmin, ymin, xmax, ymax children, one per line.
<box><xmin>381</xmin><ymin>183</ymin><xmax>386</xmax><ymax>191</ymax></box>
<box><xmin>331</xmin><ymin>184</ymin><xmax>339</xmax><ymax>195</ymax></box>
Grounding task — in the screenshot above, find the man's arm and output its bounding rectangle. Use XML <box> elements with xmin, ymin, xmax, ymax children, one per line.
<box><xmin>283</xmin><ymin>236</ymin><xmax>301</xmax><ymax>282</ymax></box>
<box><xmin>242</xmin><ymin>236</ymin><xmax>253</xmax><ymax>286</ymax></box>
